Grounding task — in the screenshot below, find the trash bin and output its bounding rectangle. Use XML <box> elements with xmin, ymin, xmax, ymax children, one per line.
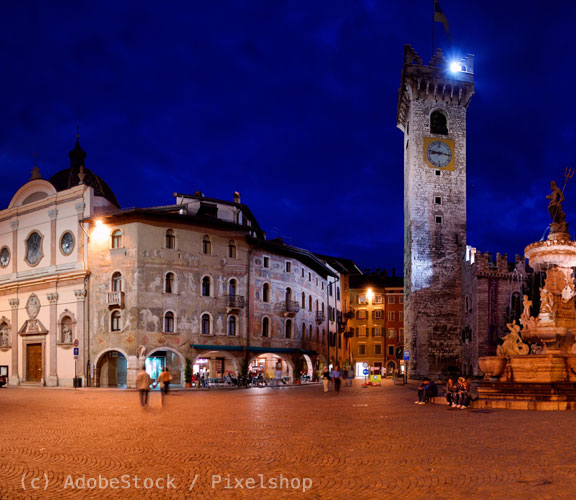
<box><xmin>73</xmin><ymin>377</ymin><xmax>82</xmax><ymax>388</ymax></box>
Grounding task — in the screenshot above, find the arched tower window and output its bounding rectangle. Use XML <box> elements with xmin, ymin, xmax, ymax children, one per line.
<box><xmin>430</xmin><ymin>110</ymin><xmax>448</xmax><ymax>135</ymax></box>
<box><xmin>262</xmin><ymin>283</ymin><xmax>270</xmax><ymax>303</ymax></box>
<box><xmin>262</xmin><ymin>317</ymin><xmax>270</xmax><ymax>337</ymax></box>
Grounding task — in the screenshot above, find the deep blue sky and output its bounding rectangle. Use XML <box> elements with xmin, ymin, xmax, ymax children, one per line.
<box><xmin>1</xmin><ymin>1</ymin><xmax>576</xmax><ymax>273</ymax></box>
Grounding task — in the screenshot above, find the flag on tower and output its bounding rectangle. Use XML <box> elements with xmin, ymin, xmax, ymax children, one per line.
<box><xmin>434</xmin><ymin>0</ymin><xmax>450</xmax><ymax>36</ymax></box>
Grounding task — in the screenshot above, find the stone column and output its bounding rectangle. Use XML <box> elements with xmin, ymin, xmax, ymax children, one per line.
<box><xmin>46</xmin><ymin>293</ymin><xmax>58</xmax><ymax>386</ymax></box>
<box><xmin>9</xmin><ymin>298</ymin><xmax>19</xmax><ymax>385</ymax></box>
<box><xmin>74</xmin><ymin>289</ymin><xmax>86</xmax><ymax>382</ymax></box>
<box><xmin>48</xmin><ymin>208</ymin><xmax>58</xmax><ymax>267</ymax></box>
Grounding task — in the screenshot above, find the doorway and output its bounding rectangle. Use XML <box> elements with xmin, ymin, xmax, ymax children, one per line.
<box><xmin>26</xmin><ymin>343</ymin><xmax>43</xmax><ymax>382</ymax></box>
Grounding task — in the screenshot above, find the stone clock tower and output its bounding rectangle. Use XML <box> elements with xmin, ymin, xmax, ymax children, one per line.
<box><xmin>397</xmin><ymin>45</ymin><xmax>475</xmax><ymax>378</ymax></box>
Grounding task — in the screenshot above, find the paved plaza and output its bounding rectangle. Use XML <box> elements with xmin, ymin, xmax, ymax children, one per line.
<box><xmin>2</xmin><ymin>380</ymin><xmax>576</xmax><ymax>500</ymax></box>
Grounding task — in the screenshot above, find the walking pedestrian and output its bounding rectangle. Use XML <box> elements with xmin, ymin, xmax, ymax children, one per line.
<box><xmin>331</xmin><ymin>364</ymin><xmax>342</xmax><ymax>393</ymax></box>
<box><xmin>155</xmin><ymin>366</ymin><xmax>173</xmax><ymax>397</ymax></box>
<box><xmin>135</xmin><ymin>365</ymin><xmax>153</xmax><ymax>407</ymax></box>
<box><xmin>322</xmin><ymin>366</ymin><xmax>330</xmax><ymax>392</ymax></box>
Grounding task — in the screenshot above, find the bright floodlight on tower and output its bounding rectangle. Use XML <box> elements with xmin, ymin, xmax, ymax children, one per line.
<box><xmin>450</xmin><ymin>61</ymin><xmax>461</xmax><ymax>73</ymax></box>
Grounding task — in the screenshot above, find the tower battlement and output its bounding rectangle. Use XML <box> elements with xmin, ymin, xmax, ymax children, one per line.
<box><xmin>465</xmin><ymin>246</ymin><xmax>526</xmax><ymax>275</ymax></box>
<box><xmin>397</xmin><ymin>45</ymin><xmax>474</xmax><ymax>128</ymax></box>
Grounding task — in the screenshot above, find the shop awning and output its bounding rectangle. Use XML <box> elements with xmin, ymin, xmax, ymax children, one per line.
<box><xmin>190</xmin><ymin>344</ymin><xmax>317</xmax><ymax>356</ymax></box>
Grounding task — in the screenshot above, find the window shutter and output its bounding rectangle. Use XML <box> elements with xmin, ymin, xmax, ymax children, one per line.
<box><xmin>356</xmin><ymin>310</ymin><xmax>359</xmax><ymax>320</ymax></box>
<box><xmin>355</xmin><ymin>328</ymin><xmax>359</xmax><ymax>337</ymax></box>
<box><xmin>372</xmin><ymin>310</ymin><xmax>375</xmax><ymax>320</ymax></box>
<box><xmin>371</xmin><ymin>327</ymin><xmax>375</xmax><ymax>337</ymax></box>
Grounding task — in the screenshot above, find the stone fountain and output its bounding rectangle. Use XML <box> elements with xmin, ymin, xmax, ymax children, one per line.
<box><xmin>477</xmin><ymin>179</ymin><xmax>576</xmax><ymax>409</ymax></box>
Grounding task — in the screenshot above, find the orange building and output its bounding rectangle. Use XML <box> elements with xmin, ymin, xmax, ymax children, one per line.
<box><xmin>348</xmin><ymin>270</ymin><xmax>403</xmax><ymax>377</ymax></box>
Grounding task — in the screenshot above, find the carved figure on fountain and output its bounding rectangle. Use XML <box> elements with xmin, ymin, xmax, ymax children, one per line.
<box><xmin>496</xmin><ymin>320</ymin><xmax>529</xmax><ymax>356</ymax></box>
<box><xmin>547</xmin><ymin>180</ymin><xmax>569</xmax><ymax>235</ymax></box>
<box><xmin>520</xmin><ymin>295</ymin><xmax>537</xmax><ymax>330</ymax></box>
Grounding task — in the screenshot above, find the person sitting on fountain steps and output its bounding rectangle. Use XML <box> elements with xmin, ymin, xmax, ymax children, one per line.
<box><xmin>415</xmin><ymin>378</ymin><xmax>438</xmax><ymax>404</ymax></box>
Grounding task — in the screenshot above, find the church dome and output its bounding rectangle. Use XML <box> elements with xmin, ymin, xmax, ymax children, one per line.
<box><xmin>48</xmin><ymin>138</ymin><xmax>120</xmax><ymax>207</ymax></box>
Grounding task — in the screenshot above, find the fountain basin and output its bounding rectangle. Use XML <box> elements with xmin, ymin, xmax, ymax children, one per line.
<box><xmin>525</xmin><ymin>239</ymin><xmax>576</xmax><ymax>270</ymax></box>
<box><xmin>479</xmin><ymin>356</ymin><xmax>507</xmax><ymax>381</ymax></box>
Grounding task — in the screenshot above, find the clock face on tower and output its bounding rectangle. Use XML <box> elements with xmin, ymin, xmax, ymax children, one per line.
<box><xmin>423</xmin><ymin>137</ymin><xmax>455</xmax><ymax>170</ymax></box>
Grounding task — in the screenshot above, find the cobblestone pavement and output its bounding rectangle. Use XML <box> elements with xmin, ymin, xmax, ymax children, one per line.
<box><xmin>2</xmin><ymin>380</ymin><xmax>576</xmax><ymax>500</ymax></box>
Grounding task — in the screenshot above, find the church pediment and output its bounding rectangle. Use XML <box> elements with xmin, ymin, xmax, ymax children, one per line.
<box><xmin>18</xmin><ymin>319</ymin><xmax>48</xmax><ymax>336</ymax></box>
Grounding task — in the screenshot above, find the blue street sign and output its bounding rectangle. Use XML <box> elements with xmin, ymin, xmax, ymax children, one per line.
<box><xmin>403</xmin><ymin>350</ymin><xmax>410</xmax><ymax>361</ymax></box>
<box><xmin>363</xmin><ymin>368</ymin><xmax>369</xmax><ymax>375</ymax></box>
<box><xmin>73</xmin><ymin>347</ymin><xmax>79</xmax><ymax>356</ymax></box>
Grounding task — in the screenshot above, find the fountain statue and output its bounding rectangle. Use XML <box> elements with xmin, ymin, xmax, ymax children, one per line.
<box><xmin>479</xmin><ymin>173</ymin><xmax>576</xmax><ymax>408</ymax></box>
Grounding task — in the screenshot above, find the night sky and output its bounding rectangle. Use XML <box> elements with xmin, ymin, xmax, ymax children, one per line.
<box><xmin>2</xmin><ymin>1</ymin><xmax>576</xmax><ymax>273</ymax></box>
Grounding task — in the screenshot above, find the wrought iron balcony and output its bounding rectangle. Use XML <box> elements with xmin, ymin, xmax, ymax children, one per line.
<box><xmin>106</xmin><ymin>291</ymin><xmax>124</xmax><ymax>308</ymax></box>
<box><xmin>226</xmin><ymin>295</ymin><xmax>245</xmax><ymax>309</ymax></box>
<box><xmin>316</xmin><ymin>311</ymin><xmax>325</xmax><ymax>323</ymax></box>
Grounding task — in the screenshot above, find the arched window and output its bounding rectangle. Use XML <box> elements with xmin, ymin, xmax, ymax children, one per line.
<box><xmin>111</xmin><ymin>230</ymin><xmax>122</xmax><ymax>249</ymax></box>
<box><xmin>201</xmin><ymin>276</ymin><xmax>211</xmax><ymax>297</ymax></box>
<box><xmin>111</xmin><ymin>310</ymin><xmax>121</xmax><ymax>331</ymax></box>
<box><xmin>164</xmin><ymin>311</ymin><xmax>175</xmax><ymax>333</ymax></box>
<box><xmin>228</xmin><ymin>240</ymin><xmax>237</xmax><ymax>259</ymax></box>
<box><xmin>112</xmin><ymin>272</ymin><xmax>122</xmax><ymax>292</ymax></box>
<box><xmin>202</xmin><ymin>235</ymin><xmax>211</xmax><ymax>255</ymax></box>
<box><xmin>165</xmin><ymin>272</ymin><xmax>174</xmax><ymax>293</ymax></box>
<box><xmin>285</xmin><ymin>319</ymin><xmax>292</xmax><ymax>339</ymax></box>
<box><xmin>430</xmin><ymin>110</ymin><xmax>448</xmax><ymax>135</ymax></box>
<box><xmin>228</xmin><ymin>316</ymin><xmax>237</xmax><ymax>336</ymax></box>
<box><xmin>229</xmin><ymin>279</ymin><xmax>237</xmax><ymax>297</ymax></box>
<box><xmin>301</xmin><ymin>292</ymin><xmax>306</xmax><ymax>308</ymax></box>
<box><xmin>165</xmin><ymin>229</ymin><xmax>176</xmax><ymax>249</ymax></box>
<box><xmin>262</xmin><ymin>283</ymin><xmax>270</xmax><ymax>303</ymax></box>
<box><xmin>322</xmin><ymin>303</ymin><xmax>325</xmax><ymax>314</ymax></box>
<box><xmin>302</xmin><ymin>322</ymin><xmax>306</xmax><ymax>340</ymax></box>
<box><xmin>201</xmin><ymin>314</ymin><xmax>211</xmax><ymax>335</ymax></box>
<box><xmin>316</xmin><ymin>299</ymin><xmax>319</xmax><ymax>311</ymax></box>
<box><xmin>61</xmin><ymin>316</ymin><xmax>73</xmax><ymax>343</ymax></box>
<box><xmin>309</xmin><ymin>296</ymin><xmax>312</xmax><ymax>311</ymax></box>
<box><xmin>262</xmin><ymin>317</ymin><xmax>270</xmax><ymax>337</ymax></box>
<box><xmin>285</xmin><ymin>287</ymin><xmax>292</xmax><ymax>303</ymax></box>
